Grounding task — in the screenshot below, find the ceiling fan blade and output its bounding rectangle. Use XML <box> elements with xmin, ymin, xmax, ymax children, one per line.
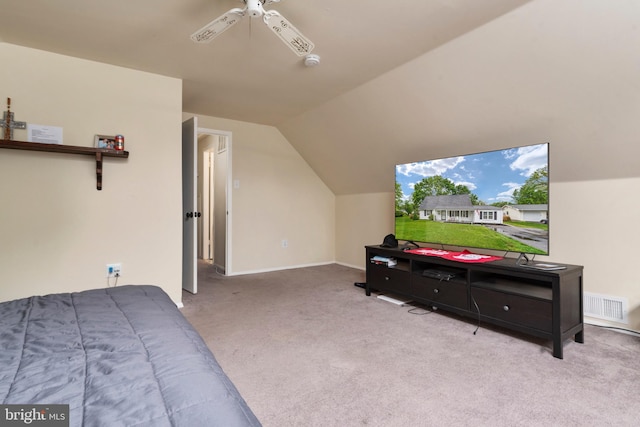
<box><xmin>190</xmin><ymin>8</ymin><xmax>244</xmax><ymax>43</ymax></box>
<box><xmin>263</xmin><ymin>11</ymin><xmax>314</xmax><ymax>57</ymax></box>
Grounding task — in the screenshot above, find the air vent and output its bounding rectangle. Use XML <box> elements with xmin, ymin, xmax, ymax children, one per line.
<box><xmin>584</xmin><ymin>292</ymin><xmax>628</xmax><ymax>324</ymax></box>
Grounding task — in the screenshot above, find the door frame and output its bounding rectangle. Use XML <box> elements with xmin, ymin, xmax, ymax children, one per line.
<box><xmin>196</xmin><ymin>127</ymin><xmax>232</xmax><ymax>275</ymax></box>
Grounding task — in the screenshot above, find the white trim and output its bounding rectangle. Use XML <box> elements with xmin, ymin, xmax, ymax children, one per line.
<box><xmin>225</xmin><ymin>261</ymin><xmax>335</xmax><ymax>276</ymax></box>
<box><xmin>584</xmin><ymin>318</ymin><xmax>636</xmax><ymax>335</ymax></box>
<box><xmin>335</xmin><ymin>261</ymin><xmax>365</xmax><ymax>271</ymax></box>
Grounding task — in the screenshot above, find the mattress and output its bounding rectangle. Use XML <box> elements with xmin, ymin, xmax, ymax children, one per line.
<box><xmin>0</xmin><ymin>285</ymin><xmax>261</xmax><ymax>426</ymax></box>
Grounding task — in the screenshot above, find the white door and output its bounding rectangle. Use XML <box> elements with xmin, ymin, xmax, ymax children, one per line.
<box><xmin>182</xmin><ymin>117</ymin><xmax>198</xmax><ymax>294</ymax></box>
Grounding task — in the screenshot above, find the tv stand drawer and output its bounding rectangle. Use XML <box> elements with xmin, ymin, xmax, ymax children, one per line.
<box><xmin>368</xmin><ymin>265</ymin><xmax>410</xmax><ymax>294</ymax></box>
<box><xmin>471</xmin><ymin>287</ymin><xmax>552</xmax><ymax>332</ymax></box>
<box><xmin>411</xmin><ymin>276</ymin><xmax>467</xmax><ymax>309</ymax></box>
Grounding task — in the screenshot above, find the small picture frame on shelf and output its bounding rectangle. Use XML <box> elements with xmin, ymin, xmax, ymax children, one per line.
<box><xmin>95</xmin><ymin>134</ymin><xmax>115</xmax><ymax>150</ymax></box>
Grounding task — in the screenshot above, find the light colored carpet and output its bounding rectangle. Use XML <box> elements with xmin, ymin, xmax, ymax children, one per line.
<box><xmin>181</xmin><ymin>263</ymin><xmax>640</xmax><ymax>427</ymax></box>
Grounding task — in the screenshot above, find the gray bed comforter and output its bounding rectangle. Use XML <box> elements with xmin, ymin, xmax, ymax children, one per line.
<box><xmin>0</xmin><ymin>285</ymin><xmax>261</xmax><ymax>426</ymax></box>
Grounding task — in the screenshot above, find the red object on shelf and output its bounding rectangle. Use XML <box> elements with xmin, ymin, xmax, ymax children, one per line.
<box><xmin>403</xmin><ymin>248</ymin><xmax>502</xmax><ymax>263</ymax></box>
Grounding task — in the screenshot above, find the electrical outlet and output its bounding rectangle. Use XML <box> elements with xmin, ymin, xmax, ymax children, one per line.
<box><xmin>106</xmin><ymin>263</ymin><xmax>122</xmax><ymax>278</ymax></box>
<box><xmin>281</xmin><ymin>239</ymin><xmax>288</xmax><ymax>248</ymax></box>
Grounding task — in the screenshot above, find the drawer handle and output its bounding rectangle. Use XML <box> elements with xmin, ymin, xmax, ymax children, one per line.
<box><xmin>433</xmin><ymin>288</ymin><xmax>439</xmax><ymax>294</ymax></box>
<box><xmin>385</xmin><ymin>276</ymin><xmax>390</xmax><ymax>281</ymax></box>
<box><xmin>503</xmin><ymin>305</ymin><xmax>510</xmax><ymax>312</ymax></box>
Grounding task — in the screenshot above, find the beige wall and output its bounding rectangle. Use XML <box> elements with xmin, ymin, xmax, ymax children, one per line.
<box><xmin>184</xmin><ymin>114</ymin><xmax>335</xmax><ymax>274</ymax></box>
<box><xmin>0</xmin><ymin>44</ymin><xmax>335</xmax><ymax>305</ymax></box>
<box><xmin>324</xmin><ymin>1</ymin><xmax>640</xmax><ymax>331</ymax></box>
<box><xmin>335</xmin><ymin>193</ymin><xmax>394</xmax><ymax>269</ymax></box>
<box><xmin>0</xmin><ymin>43</ymin><xmax>183</xmax><ymax>304</ymax></box>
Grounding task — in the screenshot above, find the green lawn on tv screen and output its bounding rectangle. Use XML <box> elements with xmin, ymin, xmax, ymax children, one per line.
<box><xmin>394</xmin><ymin>217</ymin><xmax>545</xmax><ymax>255</ymax></box>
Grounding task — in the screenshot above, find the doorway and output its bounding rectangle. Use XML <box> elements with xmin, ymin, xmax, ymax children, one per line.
<box><xmin>197</xmin><ymin>130</ymin><xmax>230</xmax><ymax>274</ymax></box>
<box><xmin>182</xmin><ymin>119</ymin><xmax>231</xmax><ymax>294</ymax></box>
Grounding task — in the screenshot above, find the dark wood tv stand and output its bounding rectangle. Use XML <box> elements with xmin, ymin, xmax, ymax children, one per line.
<box><xmin>365</xmin><ymin>245</ymin><xmax>584</xmax><ymax>359</ymax></box>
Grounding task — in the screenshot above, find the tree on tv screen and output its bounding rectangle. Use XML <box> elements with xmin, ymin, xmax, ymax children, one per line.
<box><xmin>511</xmin><ymin>166</ymin><xmax>548</xmax><ymax>205</ymax></box>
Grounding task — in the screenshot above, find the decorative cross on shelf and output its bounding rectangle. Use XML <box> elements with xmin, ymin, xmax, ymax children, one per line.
<box><xmin>2</xmin><ymin>98</ymin><xmax>27</xmax><ymax>140</ymax></box>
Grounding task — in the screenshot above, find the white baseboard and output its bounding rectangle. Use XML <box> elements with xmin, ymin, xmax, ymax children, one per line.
<box><xmin>335</xmin><ymin>261</ymin><xmax>365</xmax><ymax>271</ymax></box>
<box><xmin>584</xmin><ymin>318</ymin><xmax>638</xmax><ymax>335</ymax></box>
<box><xmin>226</xmin><ymin>261</ymin><xmax>335</xmax><ymax>276</ymax></box>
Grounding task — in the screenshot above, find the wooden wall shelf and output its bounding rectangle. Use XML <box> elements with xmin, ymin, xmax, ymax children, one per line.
<box><xmin>0</xmin><ymin>139</ymin><xmax>129</xmax><ymax>190</ymax></box>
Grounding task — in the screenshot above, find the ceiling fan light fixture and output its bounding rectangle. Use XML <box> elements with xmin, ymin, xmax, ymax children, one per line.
<box><xmin>246</xmin><ymin>0</ymin><xmax>264</xmax><ymax>18</ymax></box>
<box><xmin>304</xmin><ymin>54</ymin><xmax>320</xmax><ymax>67</ymax></box>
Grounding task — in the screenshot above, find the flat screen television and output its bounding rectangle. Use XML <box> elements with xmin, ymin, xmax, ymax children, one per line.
<box><xmin>395</xmin><ymin>142</ymin><xmax>549</xmax><ymax>255</ymax></box>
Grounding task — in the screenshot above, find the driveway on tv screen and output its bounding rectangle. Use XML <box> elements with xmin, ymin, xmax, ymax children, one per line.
<box><xmin>489</xmin><ymin>224</ymin><xmax>548</xmax><ymax>253</ymax></box>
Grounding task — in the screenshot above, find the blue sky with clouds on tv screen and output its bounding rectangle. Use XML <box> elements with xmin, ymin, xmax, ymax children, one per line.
<box><xmin>396</xmin><ymin>143</ymin><xmax>548</xmax><ymax>205</ymax></box>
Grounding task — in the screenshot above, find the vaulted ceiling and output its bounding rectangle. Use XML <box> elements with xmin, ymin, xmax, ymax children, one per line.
<box><xmin>11</xmin><ymin>1</ymin><xmax>633</xmax><ymax>197</ymax></box>
<box><xmin>0</xmin><ymin>0</ymin><xmax>531</xmax><ymax>126</ymax></box>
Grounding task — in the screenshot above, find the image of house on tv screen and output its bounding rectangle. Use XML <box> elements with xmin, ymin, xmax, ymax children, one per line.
<box><xmin>395</xmin><ymin>143</ymin><xmax>549</xmax><ymax>255</ymax></box>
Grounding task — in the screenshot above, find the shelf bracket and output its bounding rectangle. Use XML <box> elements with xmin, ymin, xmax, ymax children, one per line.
<box><xmin>96</xmin><ymin>152</ymin><xmax>103</xmax><ymax>190</ymax></box>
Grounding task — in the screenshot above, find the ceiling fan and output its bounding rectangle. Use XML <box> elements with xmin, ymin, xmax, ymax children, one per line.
<box><xmin>190</xmin><ymin>0</ymin><xmax>315</xmax><ymax>57</ymax></box>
